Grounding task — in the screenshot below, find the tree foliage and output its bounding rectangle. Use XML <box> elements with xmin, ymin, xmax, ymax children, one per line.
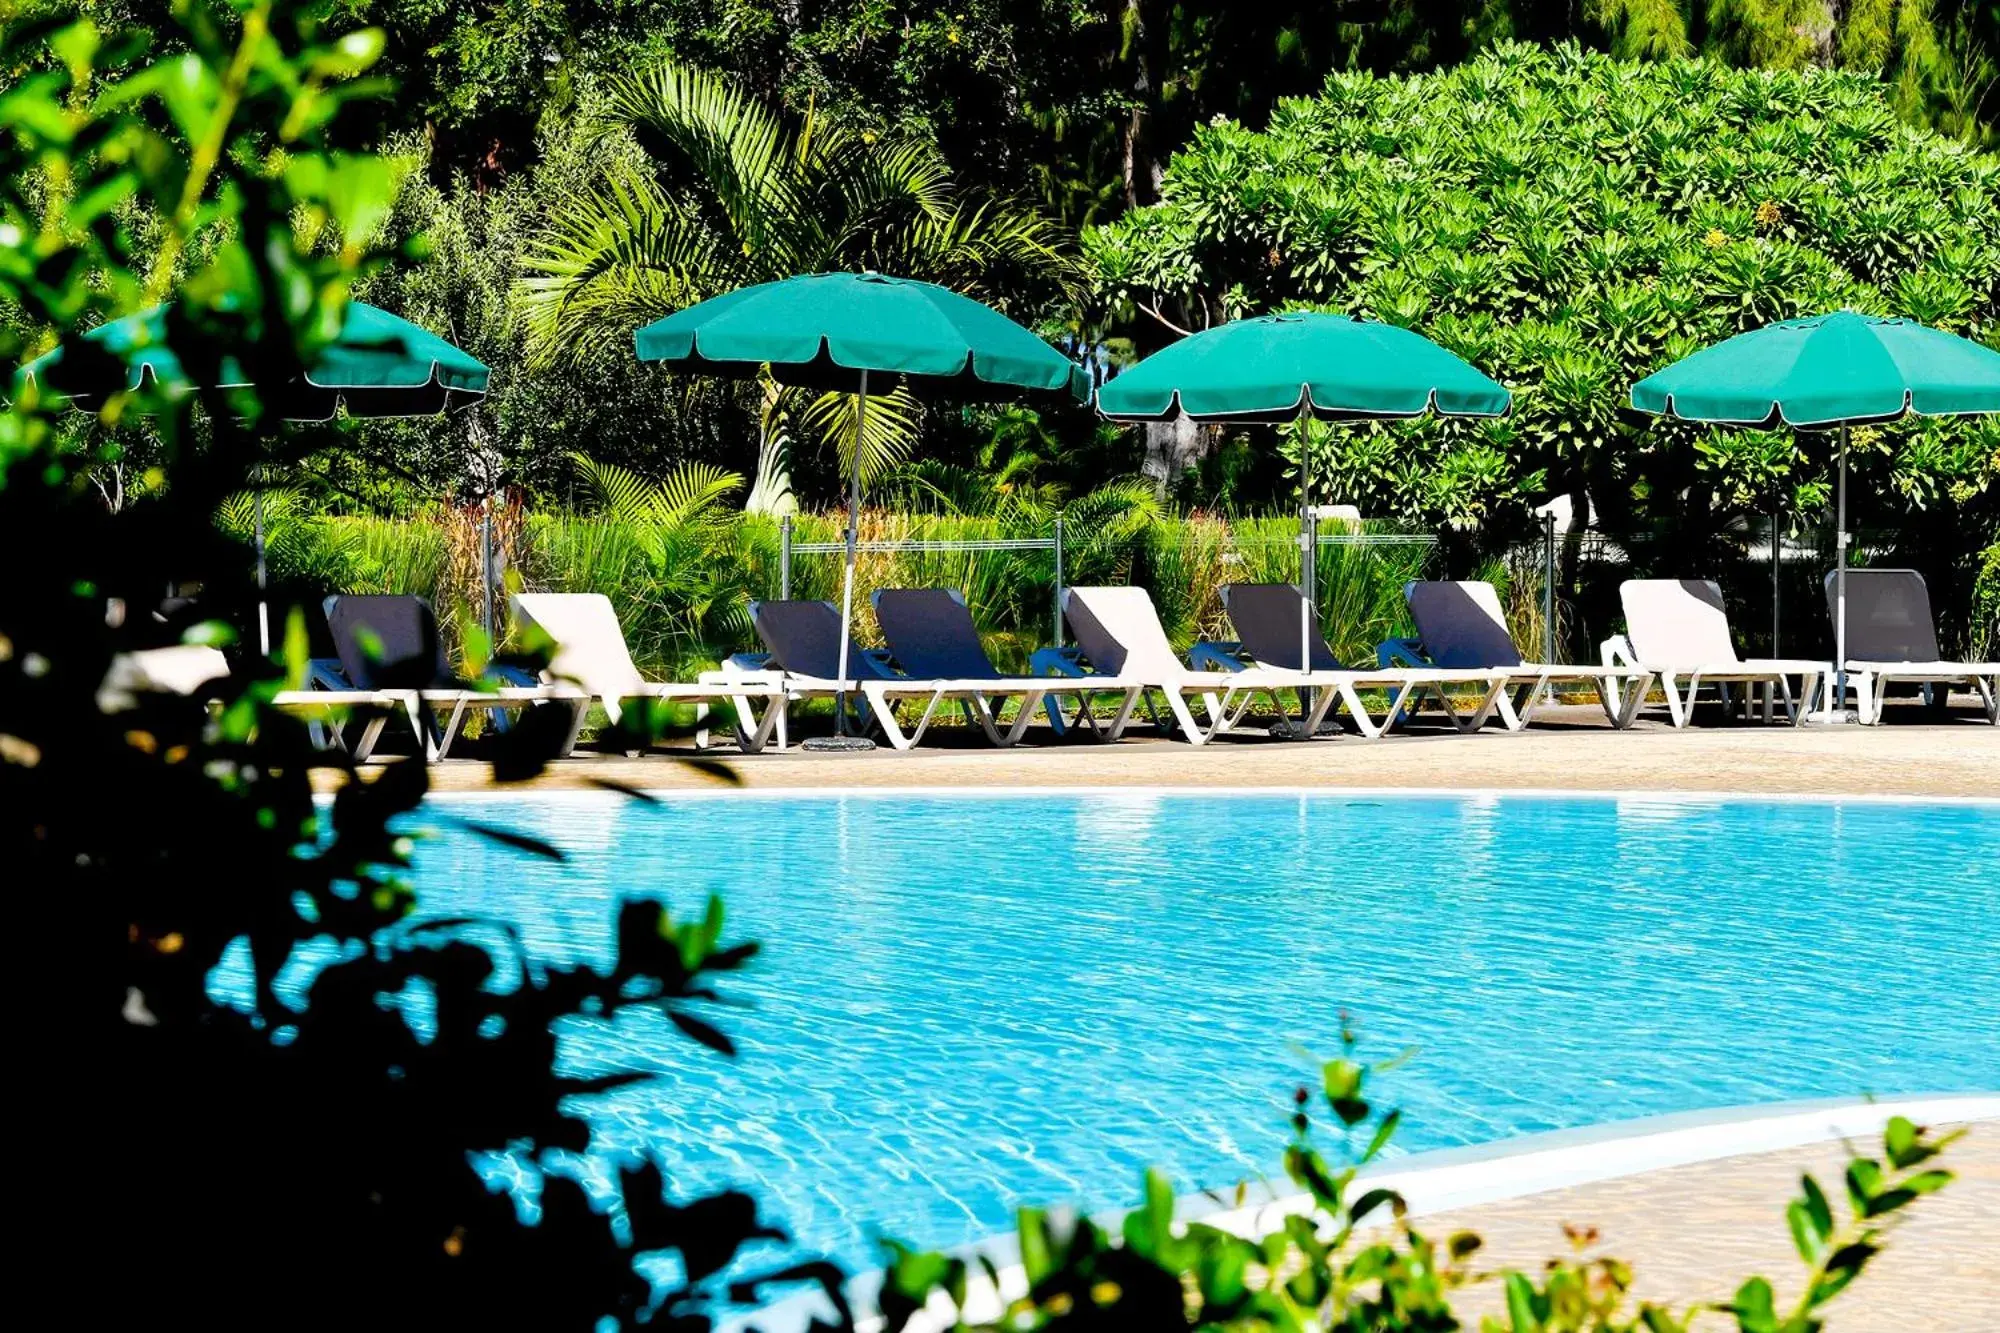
<box><xmin>1088</xmin><ymin>42</ymin><xmax>2000</xmax><ymax>613</ymax></box>
<box><xmin>516</xmin><ymin>57</ymin><xmax>1081</xmax><ymax>510</ymax></box>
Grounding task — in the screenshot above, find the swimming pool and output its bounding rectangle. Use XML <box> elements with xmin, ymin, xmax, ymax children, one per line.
<box><xmin>398</xmin><ymin>790</ymin><xmax>1997</xmax><ymax>1273</ymax></box>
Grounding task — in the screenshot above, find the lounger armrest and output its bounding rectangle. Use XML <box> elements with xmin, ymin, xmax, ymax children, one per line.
<box><xmin>1600</xmin><ymin>634</ymin><xmax>1638</xmax><ymax>669</ymax></box>
<box><xmin>307</xmin><ymin>658</ymin><xmax>350</xmax><ymax>691</ymax></box>
<box><xmin>1029</xmin><ymin>645</ymin><xmax>1091</xmax><ymax>677</ymax></box>
<box><xmin>1189</xmin><ymin>641</ymin><xmax>1250</xmax><ymax>672</ymax></box>
<box><xmin>1376</xmin><ymin>637</ymin><xmax>1427</xmax><ymax>669</ymax></box>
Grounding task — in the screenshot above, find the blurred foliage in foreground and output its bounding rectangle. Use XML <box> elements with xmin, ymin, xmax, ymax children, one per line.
<box><xmin>0</xmin><ymin>3</ymin><xmax>835</xmax><ymax>1326</ymax></box>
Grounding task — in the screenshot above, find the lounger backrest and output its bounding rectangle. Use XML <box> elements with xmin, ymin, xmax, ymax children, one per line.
<box><xmin>1063</xmin><ymin>586</ymin><xmax>1185</xmax><ymax>680</ymax></box>
<box><xmin>324</xmin><ymin>594</ymin><xmax>452</xmax><ymax>690</ymax></box>
<box><xmin>1219</xmin><ymin>583</ymin><xmax>1343</xmax><ymax>671</ymax></box>
<box><xmin>751</xmin><ymin>599</ymin><xmax>897</xmax><ymax>680</ymax></box>
<box><xmin>512</xmin><ymin>593</ymin><xmax>647</xmax><ymax>699</ymax></box>
<box><xmin>1826</xmin><ymin>568</ymin><xmax>1942</xmax><ymax>662</ymax></box>
<box><xmin>1618</xmin><ymin>579</ymin><xmax>1742</xmax><ymax>668</ymax></box>
<box><xmin>872</xmin><ymin>588</ymin><xmax>998</xmax><ymax>679</ymax></box>
<box><xmin>1405</xmin><ymin>581</ymin><xmax>1526</xmax><ymax>668</ymax></box>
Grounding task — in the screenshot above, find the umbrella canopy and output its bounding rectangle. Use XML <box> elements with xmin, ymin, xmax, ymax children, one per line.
<box><xmin>1631</xmin><ymin>311</ymin><xmax>2000</xmax><ymax>427</ymax></box>
<box><xmin>1096</xmin><ymin>312</ymin><xmax>1510</xmax><ymax>697</ymax></box>
<box><xmin>636</xmin><ymin>271</ymin><xmax>1087</xmax><ymax>749</ymax></box>
<box><xmin>1631</xmin><ymin>309</ymin><xmax>2000</xmax><ymax>722</ymax></box>
<box><xmin>1095</xmin><ymin>313</ymin><xmax>1511</xmax><ymax>423</ymax></box>
<box><xmin>634</xmin><ymin>271</ymin><xmax>1090</xmax><ymax>400</ymax></box>
<box><xmin>17</xmin><ymin>301</ymin><xmax>490</xmax><ymax>418</ymax></box>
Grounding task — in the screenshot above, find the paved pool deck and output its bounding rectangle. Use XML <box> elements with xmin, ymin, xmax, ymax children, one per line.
<box><xmin>414</xmin><ymin>702</ymin><xmax>2000</xmax><ymax>797</ymax></box>
<box><xmin>1433</xmin><ymin>1123</ymin><xmax>1997</xmax><ymax>1328</ymax></box>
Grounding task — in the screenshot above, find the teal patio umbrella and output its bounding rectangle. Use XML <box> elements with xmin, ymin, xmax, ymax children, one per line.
<box><xmin>18</xmin><ymin>301</ymin><xmax>491</xmax><ymax>651</ymax></box>
<box><xmin>1632</xmin><ymin>310</ymin><xmax>2000</xmax><ymax>719</ymax></box>
<box><xmin>1097</xmin><ymin>312</ymin><xmax>1511</xmax><ymax>684</ymax></box>
<box><xmin>635</xmin><ymin>272</ymin><xmax>1089</xmax><ymax>750</ymax></box>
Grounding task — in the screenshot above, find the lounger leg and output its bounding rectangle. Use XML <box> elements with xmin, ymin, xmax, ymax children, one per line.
<box><xmin>1101</xmin><ymin>688</ymin><xmax>1144</xmax><ymax>741</ymax></box>
<box><xmin>1001</xmin><ymin>690</ymin><xmax>1047</xmax><ymax>746</ymax></box>
<box><xmin>1603</xmin><ymin>674</ymin><xmax>1651</xmax><ymax>730</ymax></box>
<box><xmin>956</xmin><ymin>692</ymin><xmax>1002</xmax><ymax>747</ymax></box>
<box><xmin>860</xmin><ymin>685</ymin><xmax>914</xmax><ymax>750</ymax></box>
<box><xmin>1662</xmin><ymin>673</ymin><xmax>1690</xmax><ymax>728</ymax></box>
<box><xmin>1465</xmin><ymin>679</ymin><xmax>1507</xmax><ymax>732</ymax></box>
<box><xmin>1975</xmin><ymin>674</ymin><xmax>1998</xmax><ymax>724</ymax></box>
<box><xmin>432</xmin><ymin>696</ymin><xmax>470</xmax><ymax>761</ymax></box>
<box><xmin>350</xmin><ymin>711</ymin><xmax>389</xmax><ymax>762</ymax></box>
<box><xmin>1303</xmin><ymin>684</ymin><xmax>1341</xmax><ymax>734</ymax></box>
<box><xmin>1161</xmin><ymin>689</ymin><xmax>1209</xmax><ymax>745</ymax></box>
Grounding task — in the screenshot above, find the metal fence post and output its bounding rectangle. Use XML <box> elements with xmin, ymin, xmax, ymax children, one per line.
<box><xmin>1542</xmin><ymin>512</ymin><xmax>1556</xmax><ymax>668</ymax></box>
<box><xmin>779</xmin><ymin>513</ymin><xmax>793</xmax><ymax>600</ymax></box>
<box><xmin>1052</xmin><ymin>515</ymin><xmax>1065</xmax><ymax>647</ymax></box>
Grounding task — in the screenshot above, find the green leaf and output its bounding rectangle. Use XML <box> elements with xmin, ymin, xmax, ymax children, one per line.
<box><xmin>1731</xmin><ymin>1276</ymin><xmax>1778</xmax><ymax>1333</ymax></box>
<box><xmin>1362</xmin><ymin>1107</ymin><xmax>1401</xmax><ymax>1162</ymax></box>
<box><xmin>1786</xmin><ymin>1200</ymin><xmax>1821</xmax><ymax>1264</ymax></box>
<box><xmin>1800</xmin><ymin>1174</ymin><xmax>1833</xmax><ymax>1240</ymax></box>
<box><xmin>1902</xmin><ymin>1169</ymin><xmax>1953</xmax><ymax>1197</ymax></box>
<box><xmin>1017</xmin><ymin>1206</ymin><xmax>1052</xmax><ymax>1282</ymax></box>
<box><xmin>1504</xmin><ymin>1271</ymin><xmax>1542</xmax><ymax>1331</ymax></box>
<box><xmin>1845</xmin><ymin>1159</ymin><xmax>1883</xmax><ymax>1213</ymax></box>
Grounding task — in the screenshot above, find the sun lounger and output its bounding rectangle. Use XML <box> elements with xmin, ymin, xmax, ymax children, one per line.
<box><xmin>730</xmin><ymin>597</ymin><xmax>1083</xmax><ymax>750</ymax></box>
<box><xmin>1197</xmin><ymin>583</ymin><xmax>1511</xmax><ymax>738</ymax></box>
<box><xmin>1826</xmin><ymin>569</ymin><xmax>1997</xmax><ymax>725</ymax></box>
<box><xmin>1033</xmin><ymin>585</ymin><xmax>1435</xmax><ymax>742</ymax></box>
<box><xmin>301</xmin><ymin>594</ymin><xmax>599</xmax><ymax>761</ymax></box>
<box><xmin>511</xmin><ymin>592</ymin><xmax>783</xmax><ymax>754</ymax></box>
<box><xmin>870</xmin><ymin>587</ymin><xmax>1143</xmax><ymax>744</ymax></box>
<box><xmin>1379</xmin><ymin>580</ymin><xmax>1655</xmax><ymax>730</ymax></box>
<box><xmin>1602</xmin><ymin>579</ymin><xmax>1826</xmax><ymax>727</ymax></box>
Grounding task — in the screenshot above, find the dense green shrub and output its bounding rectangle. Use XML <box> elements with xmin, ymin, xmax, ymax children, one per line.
<box><xmin>1088</xmin><ymin>43</ymin><xmax>2000</xmax><ymax>577</ymax></box>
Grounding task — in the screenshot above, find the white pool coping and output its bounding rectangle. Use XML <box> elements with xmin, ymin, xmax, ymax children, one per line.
<box><xmin>738</xmin><ymin>1093</ymin><xmax>1998</xmax><ymax>1333</ymax></box>
<box><xmin>416</xmin><ymin>784</ymin><xmax>2000</xmax><ymax>806</ymax></box>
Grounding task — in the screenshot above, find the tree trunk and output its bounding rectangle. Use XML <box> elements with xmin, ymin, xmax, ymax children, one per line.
<box><xmin>745</xmin><ymin>377</ymin><xmax>796</xmax><ymax>516</ymax></box>
<box><xmin>1120</xmin><ymin>0</ymin><xmax>1160</xmax><ymax>210</ymax></box>
<box><xmin>1140</xmin><ymin>416</ymin><xmax>1206</xmax><ymax>495</ymax></box>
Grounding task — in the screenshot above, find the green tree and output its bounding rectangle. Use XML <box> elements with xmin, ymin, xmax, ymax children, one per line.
<box><xmin>1088</xmin><ymin>42</ymin><xmax>2000</xmax><ymax>648</ymax></box>
<box><xmin>516</xmin><ymin>58</ymin><xmax>1079</xmax><ymax>512</ymax></box>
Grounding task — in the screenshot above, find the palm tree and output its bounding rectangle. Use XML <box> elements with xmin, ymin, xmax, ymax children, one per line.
<box><xmin>518</xmin><ymin>61</ymin><xmax>1079</xmax><ymax>514</ymax></box>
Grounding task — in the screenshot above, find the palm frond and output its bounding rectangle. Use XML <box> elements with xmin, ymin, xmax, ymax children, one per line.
<box><xmin>518</xmin><ymin>167</ymin><xmax>728</xmax><ymax>369</ymax></box>
<box><xmin>800</xmin><ymin>384</ymin><xmax>922</xmax><ymax>490</ymax></box>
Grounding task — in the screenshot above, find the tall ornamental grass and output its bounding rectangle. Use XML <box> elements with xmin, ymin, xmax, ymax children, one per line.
<box><xmin>246</xmin><ymin>503</ymin><xmax>1444</xmax><ymax>676</ymax></box>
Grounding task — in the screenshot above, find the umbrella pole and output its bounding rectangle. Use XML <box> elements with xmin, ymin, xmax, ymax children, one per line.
<box><xmin>1298</xmin><ymin>411</ymin><xmax>1312</xmax><ymax>678</ymax></box>
<box><xmin>809</xmin><ymin>371</ymin><xmax>876</xmax><ymax>752</ymax></box>
<box><xmin>255</xmin><ymin>488</ymin><xmax>269</xmax><ymax>657</ymax></box>
<box><xmin>1835</xmin><ymin>422</ymin><xmax>1849</xmax><ymax>715</ymax></box>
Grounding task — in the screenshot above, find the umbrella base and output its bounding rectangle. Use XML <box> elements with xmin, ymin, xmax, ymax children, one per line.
<box><xmin>1268</xmin><ymin>718</ymin><xmax>1340</xmax><ymax>741</ymax></box>
<box><xmin>1800</xmin><ymin>707</ymin><xmax>1860</xmax><ymax>727</ymax></box>
<box><xmin>802</xmin><ymin>733</ymin><xmax>878</xmax><ymax>753</ymax></box>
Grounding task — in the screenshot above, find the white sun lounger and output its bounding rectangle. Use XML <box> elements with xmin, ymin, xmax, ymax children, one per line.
<box><xmin>1197</xmin><ymin>583</ymin><xmax>1512</xmax><ymax>739</ymax></box>
<box><xmin>1042</xmin><ymin>585</ymin><xmax>1492</xmax><ymax>743</ymax></box>
<box><xmin>1380</xmin><ymin>580</ymin><xmax>1655</xmax><ymax>730</ymax></box>
<box><xmin>1828</xmin><ymin>569</ymin><xmax>1997</xmax><ymax>725</ymax></box>
<box><xmin>1602</xmin><ymin>579</ymin><xmax>1826</xmax><ymax>728</ymax></box>
<box><xmin>512</xmin><ymin>593</ymin><xmax>785</xmax><ymax>754</ymax></box>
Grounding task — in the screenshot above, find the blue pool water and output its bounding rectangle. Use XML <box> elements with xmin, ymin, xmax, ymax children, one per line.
<box><xmin>387</xmin><ymin>791</ymin><xmax>1995</xmax><ymax>1272</ymax></box>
